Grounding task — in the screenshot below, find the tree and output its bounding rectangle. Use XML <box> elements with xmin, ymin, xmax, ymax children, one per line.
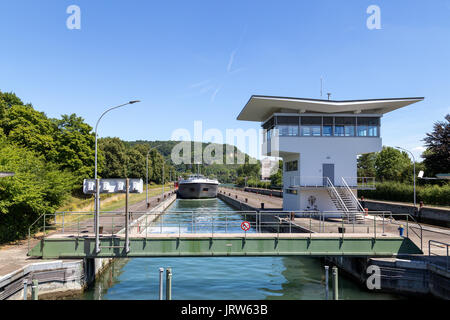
<box><xmin>375</xmin><ymin>146</ymin><xmax>410</xmax><ymax>181</ymax></box>
<box><xmin>269</xmin><ymin>160</ymin><xmax>283</xmax><ymax>187</ymax></box>
<box><xmin>422</xmin><ymin>114</ymin><xmax>450</xmax><ymax>176</ymax></box>
<box><xmin>149</xmin><ymin>149</ymin><xmax>164</xmax><ymax>183</ymax></box>
<box><xmin>0</xmin><ymin>139</ymin><xmax>74</xmax><ymax>243</ymax></box>
<box><xmin>0</xmin><ymin>104</ymin><xmax>58</xmax><ymax>161</ymax></box>
<box><xmin>54</xmin><ymin>114</ymin><xmax>97</xmax><ymax>183</ymax></box>
<box><xmin>126</xmin><ymin>147</ymin><xmax>146</xmax><ymax>178</ymax></box>
<box><xmin>357</xmin><ymin>153</ymin><xmax>377</xmax><ymax>177</ymax></box>
<box><xmin>98</xmin><ymin>137</ymin><xmax>127</xmax><ymax>178</ymax></box>
<box><xmin>0</xmin><ymin>91</ymin><xmax>24</xmax><ymax>118</ymax></box>
<box><xmin>236</xmin><ymin>155</ymin><xmax>261</xmax><ymax>178</ymax></box>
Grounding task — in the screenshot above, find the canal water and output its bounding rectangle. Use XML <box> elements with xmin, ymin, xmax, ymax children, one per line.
<box><xmin>77</xmin><ymin>198</ymin><xmax>402</xmax><ymax>300</ymax></box>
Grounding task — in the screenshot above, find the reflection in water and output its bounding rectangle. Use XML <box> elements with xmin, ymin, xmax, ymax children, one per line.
<box><xmin>75</xmin><ymin>198</ymin><xmax>402</xmax><ymax>300</ymax></box>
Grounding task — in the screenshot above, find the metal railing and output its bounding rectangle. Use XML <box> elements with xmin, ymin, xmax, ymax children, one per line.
<box><xmin>28</xmin><ymin>209</ymin><xmax>424</xmax><ymax>254</ymax></box>
<box><xmin>288</xmin><ymin>176</ymin><xmax>375</xmax><ymax>189</ymax></box>
<box><xmin>342</xmin><ymin>176</ymin><xmax>376</xmax><ymax>190</ymax></box>
<box><xmin>325</xmin><ymin>177</ymin><xmax>349</xmax><ymax>213</ymax></box>
<box><xmin>341</xmin><ymin>177</ymin><xmax>365</xmax><ymax>212</ymax></box>
<box><xmin>428</xmin><ymin>240</ymin><xmax>449</xmax><ymax>271</ymax></box>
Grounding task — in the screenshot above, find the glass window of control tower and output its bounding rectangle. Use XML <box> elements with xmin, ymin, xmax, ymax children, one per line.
<box><xmin>301</xmin><ymin>117</ymin><xmax>321</xmax><ymax>136</ymax></box>
<box><xmin>335</xmin><ymin>117</ymin><xmax>355</xmax><ymax>136</ymax></box>
<box><xmin>277</xmin><ymin>116</ymin><xmax>299</xmax><ymax>136</ymax></box>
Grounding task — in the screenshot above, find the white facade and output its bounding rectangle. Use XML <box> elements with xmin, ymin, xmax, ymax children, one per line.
<box><xmin>237</xmin><ymin>96</ymin><xmax>424</xmax><ymax>213</ymax></box>
<box><xmin>266</xmin><ymin>134</ymin><xmax>381</xmax><ymax>211</ymax></box>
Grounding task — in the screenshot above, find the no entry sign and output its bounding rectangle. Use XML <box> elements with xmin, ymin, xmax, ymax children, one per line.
<box><xmin>241</xmin><ymin>221</ymin><xmax>251</xmax><ymax>231</ymax></box>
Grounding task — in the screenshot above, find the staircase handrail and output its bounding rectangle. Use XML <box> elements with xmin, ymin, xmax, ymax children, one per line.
<box><xmin>326</xmin><ymin>177</ymin><xmax>349</xmax><ymax>214</ymax></box>
<box><xmin>341</xmin><ymin>177</ymin><xmax>365</xmax><ymax>212</ymax></box>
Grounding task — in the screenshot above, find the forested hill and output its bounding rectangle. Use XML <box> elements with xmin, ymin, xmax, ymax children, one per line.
<box><xmin>127</xmin><ymin>140</ymin><xmax>258</xmax><ymax>183</ymax></box>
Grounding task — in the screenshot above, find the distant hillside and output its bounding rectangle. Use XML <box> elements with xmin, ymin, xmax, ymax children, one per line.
<box><xmin>126</xmin><ymin>140</ymin><xmax>258</xmax><ymax>183</ymax></box>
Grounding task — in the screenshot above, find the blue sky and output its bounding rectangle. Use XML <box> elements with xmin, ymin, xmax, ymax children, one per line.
<box><xmin>0</xmin><ymin>0</ymin><xmax>449</xmax><ymax>160</ymax></box>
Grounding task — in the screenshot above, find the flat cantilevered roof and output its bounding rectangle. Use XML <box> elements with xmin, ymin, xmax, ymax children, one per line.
<box><xmin>237</xmin><ymin>95</ymin><xmax>424</xmax><ymax>122</ymax></box>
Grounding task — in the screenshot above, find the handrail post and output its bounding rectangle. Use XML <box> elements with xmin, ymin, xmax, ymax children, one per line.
<box><xmin>309</xmin><ymin>213</ymin><xmax>312</xmax><ymax>239</ymax></box>
<box><xmin>225</xmin><ymin>216</ymin><xmax>228</xmax><ymax>233</ymax></box>
<box><xmin>373</xmin><ymin>215</ymin><xmax>376</xmax><ymax>239</ymax></box>
<box><xmin>406</xmin><ymin>215</ymin><xmax>409</xmax><ymax>238</ymax></box>
<box><xmin>447</xmin><ymin>245</ymin><xmax>449</xmax><ymax>271</ymax></box>
<box><xmin>125</xmin><ymin>178</ymin><xmax>130</xmax><ymax>253</ymax></box>
<box><xmin>142</xmin><ymin>214</ymin><xmax>146</xmax><ymax>237</ymax></box>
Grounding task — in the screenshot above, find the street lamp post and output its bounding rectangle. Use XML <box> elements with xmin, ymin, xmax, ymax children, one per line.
<box><xmin>395</xmin><ymin>146</ymin><xmax>416</xmax><ymax>209</ymax></box>
<box><xmin>94</xmin><ymin>100</ymin><xmax>140</xmax><ymax>253</ymax></box>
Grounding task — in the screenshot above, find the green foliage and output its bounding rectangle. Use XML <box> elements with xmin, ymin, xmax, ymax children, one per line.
<box><xmin>1</xmin><ymin>104</ymin><xmax>58</xmax><ymax>161</ymax></box>
<box><xmin>236</xmin><ymin>155</ymin><xmax>261</xmax><ymax>178</ymax></box>
<box><xmin>269</xmin><ymin>160</ymin><xmax>283</xmax><ymax>187</ymax></box>
<box><xmin>357</xmin><ymin>153</ymin><xmax>377</xmax><ymax>177</ymax></box>
<box><xmin>54</xmin><ymin>114</ymin><xmax>96</xmax><ymax>184</ymax></box>
<box><xmin>422</xmin><ymin>114</ymin><xmax>450</xmax><ymax>176</ymax></box>
<box><xmin>0</xmin><ymin>91</ymin><xmax>98</xmax><ymax>185</ymax></box>
<box><xmin>98</xmin><ymin>137</ymin><xmax>127</xmax><ymax>178</ymax></box>
<box><xmin>0</xmin><ymin>140</ymin><xmax>74</xmax><ymax>243</ymax></box>
<box><xmin>359</xmin><ymin>181</ymin><xmax>450</xmax><ymax>206</ymax></box>
<box><xmin>126</xmin><ymin>148</ymin><xmax>146</xmax><ymax>179</ymax></box>
<box><xmin>375</xmin><ymin>146</ymin><xmax>411</xmax><ymax>181</ymax></box>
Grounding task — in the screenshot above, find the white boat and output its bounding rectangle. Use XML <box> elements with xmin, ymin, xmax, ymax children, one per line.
<box><xmin>177</xmin><ymin>174</ymin><xmax>219</xmax><ymax>199</ymax></box>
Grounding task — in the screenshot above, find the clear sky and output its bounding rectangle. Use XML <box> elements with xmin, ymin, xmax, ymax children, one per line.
<box><xmin>0</xmin><ymin>0</ymin><xmax>449</xmax><ymax>160</ymax></box>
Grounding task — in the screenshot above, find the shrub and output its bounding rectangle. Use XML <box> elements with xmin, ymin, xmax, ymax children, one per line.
<box><xmin>359</xmin><ymin>181</ymin><xmax>450</xmax><ymax>206</ymax></box>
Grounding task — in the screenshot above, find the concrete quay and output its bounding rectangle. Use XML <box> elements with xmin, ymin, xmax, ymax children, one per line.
<box><xmin>0</xmin><ymin>191</ymin><xmax>176</xmax><ymax>300</ymax></box>
<box><xmin>240</xmin><ymin>186</ymin><xmax>450</xmax><ymax>227</ymax></box>
<box><xmin>218</xmin><ymin>186</ymin><xmax>450</xmax><ymax>299</ymax></box>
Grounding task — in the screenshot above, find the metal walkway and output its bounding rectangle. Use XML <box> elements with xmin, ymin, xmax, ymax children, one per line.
<box><xmin>28</xmin><ymin>210</ymin><xmax>423</xmax><ymax>258</ymax></box>
<box><xmin>29</xmin><ymin>233</ymin><xmax>421</xmax><ymax>258</ymax></box>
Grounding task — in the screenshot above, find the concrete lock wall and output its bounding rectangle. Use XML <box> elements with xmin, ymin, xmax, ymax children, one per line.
<box><xmin>0</xmin><ymin>260</ymin><xmax>85</xmax><ymax>300</ymax></box>
<box><xmin>327</xmin><ymin>256</ymin><xmax>450</xmax><ymax>299</ymax></box>
<box><xmin>244</xmin><ymin>187</ymin><xmax>283</xmax><ymax>198</ymax></box>
<box><xmin>362</xmin><ymin>199</ymin><xmax>450</xmax><ymax>227</ymax></box>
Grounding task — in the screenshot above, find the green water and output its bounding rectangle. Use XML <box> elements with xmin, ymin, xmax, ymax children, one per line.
<box><xmin>77</xmin><ymin>198</ymin><xmax>402</xmax><ymax>300</ymax></box>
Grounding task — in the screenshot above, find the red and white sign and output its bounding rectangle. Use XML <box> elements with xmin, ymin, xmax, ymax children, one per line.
<box><xmin>241</xmin><ymin>221</ymin><xmax>251</xmax><ymax>231</ymax></box>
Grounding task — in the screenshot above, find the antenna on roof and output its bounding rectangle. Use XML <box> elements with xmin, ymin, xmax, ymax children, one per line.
<box><xmin>327</xmin><ymin>93</ymin><xmax>331</xmax><ymax>100</ymax></box>
<box><xmin>320</xmin><ymin>77</ymin><xmax>323</xmax><ymax>98</ymax></box>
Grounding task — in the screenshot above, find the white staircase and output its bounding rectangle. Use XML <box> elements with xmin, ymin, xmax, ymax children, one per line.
<box><xmin>326</xmin><ymin>178</ymin><xmax>365</xmax><ymax>224</ymax></box>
